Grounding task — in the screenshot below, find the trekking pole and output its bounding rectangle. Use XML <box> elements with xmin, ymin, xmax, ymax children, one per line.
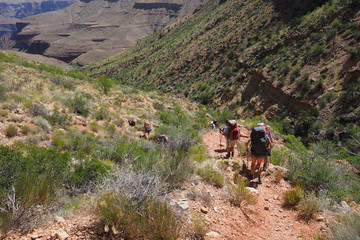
<box><xmin>219</xmin><ymin>129</ymin><xmax>222</xmax><ymax>148</ymax></box>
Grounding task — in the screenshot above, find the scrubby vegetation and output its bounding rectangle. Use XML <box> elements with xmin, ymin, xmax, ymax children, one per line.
<box><xmin>0</xmin><ymin>51</ymin><xmax>209</xmax><ymax>238</ymax></box>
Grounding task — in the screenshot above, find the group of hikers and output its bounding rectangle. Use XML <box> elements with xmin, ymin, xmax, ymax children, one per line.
<box><xmin>145</xmin><ymin>118</ymin><xmax>273</xmax><ymax>183</ymax></box>
<box><xmin>211</xmin><ymin>119</ymin><xmax>273</xmax><ymax>183</ymax></box>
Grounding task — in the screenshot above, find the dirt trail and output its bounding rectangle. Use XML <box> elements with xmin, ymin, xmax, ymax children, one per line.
<box><xmin>6</xmin><ymin>130</ymin><xmax>327</xmax><ymax>240</ymax></box>
<box><xmin>197</xmin><ymin>129</ymin><xmax>327</xmax><ymax>240</ymax></box>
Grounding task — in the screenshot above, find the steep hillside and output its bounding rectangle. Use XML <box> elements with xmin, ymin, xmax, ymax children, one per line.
<box><xmin>14</xmin><ymin>0</ymin><xmax>208</xmax><ymax>65</ymax></box>
<box><xmin>87</xmin><ymin>0</ymin><xmax>360</xmax><ymax>140</ymax></box>
<box><xmin>0</xmin><ymin>0</ymin><xmax>76</xmax><ymax>37</ymax></box>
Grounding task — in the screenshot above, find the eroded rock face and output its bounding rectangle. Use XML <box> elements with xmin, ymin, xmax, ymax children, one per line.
<box><xmin>0</xmin><ymin>0</ymin><xmax>77</xmax><ymax>37</ymax></box>
<box><xmin>14</xmin><ymin>0</ymin><xmax>208</xmax><ymax>65</ymax></box>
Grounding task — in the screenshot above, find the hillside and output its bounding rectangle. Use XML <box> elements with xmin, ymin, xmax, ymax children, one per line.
<box><xmin>13</xmin><ymin>0</ymin><xmax>208</xmax><ymax>65</ymax></box>
<box><xmin>0</xmin><ymin>0</ymin><xmax>76</xmax><ymax>37</ymax></box>
<box><xmin>0</xmin><ymin>51</ymin><xmax>360</xmax><ymax>240</ymax></box>
<box><xmin>86</xmin><ymin>0</ymin><xmax>360</xmax><ymax>142</ymax></box>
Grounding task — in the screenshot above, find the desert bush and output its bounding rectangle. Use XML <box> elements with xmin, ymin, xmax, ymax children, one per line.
<box><xmin>339</xmin><ymin>76</ymin><xmax>360</xmax><ymax>112</ymax></box>
<box><xmin>229</xmin><ymin>177</ymin><xmax>257</xmax><ymax>206</ymax></box>
<box><xmin>197</xmin><ymin>165</ymin><xmax>224</xmax><ymax>188</ymax></box>
<box><xmin>328</xmin><ymin>212</ymin><xmax>360</xmax><ymax>240</ymax></box>
<box><xmin>51</xmin><ymin>77</ymin><xmax>76</xmax><ymax>90</ymax></box>
<box><xmin>66</xmin><ymin>92</ymin><xmax>91</xmax><ymax>117</ymax></box>
<box><xmin>105</xmin><ymin>123</ymin><xmax>117</xmax><ymax>137</ymax></box>
<box><xmin>296</xmin><ymin>192</ymin><xmax>320</xmax><ymax>220</ymax></box>
<box><xmin>5</xmin><ymin>125</ymin><xmax>18</xmax><ymax>138</ymax></box>
<box><xmin>33</xmin><ymin>116</ymin><xmax>51</xmax><ymax>133</ymax></box>
<box><xmin>31</xmin><ymin>104</ymin><xmax>48</xmax><ymax>117</ymax></box>
<box><xmin>282</xmin><ymin>186</ymin><xmax>303</xmax><ymax>207</ymax></box>
<box><xmin>90</xmin><ymin>121</ymin><xmax>100</xmax><ymax>132</ymax></box>
<box><xmin>0</xmin><ymin>173</ymin><xmax>53</xmax><ymax>236</ymax></box>
<box><xmin>96</xmin><ymin>193</ymin><xmax>180</xmax><ymax>239</ymax></box>
<box><xmin>68</xmin><ymin>152</ymin><xmax>109</xmax><ymax>189</ymax></box>
<box><xmin>271</xmin><ymin>146</ymin><xmax>293</xmax><ymax>166</ymax></box>
<box><xmin>140</xmin><ymin>199</ymin><xmax>181</xmax><ymax>240</ymax></box>
<box><xmin>273</xmin><ymin>170</ymin><xmax>283</xmax><ymax>183</ymax></box>
<box><xmin>97</xmin><ymin>76</ymin><xmax>112</xmax><ymax>95</ymax></box>
<box><xmin>190</xmin><ymin>212</ymin><xmax>208</xmax><ymax>239</ymax></box>
<box><xmin>0</xmin><ymin>84</ymin><xmax>6</xmax><ymax>102</ymax></box>
<box><xmin>0</xmin><ymin>109</ymin><xmax>8</xmax><ymax>117</ymax></box>
<box><xmin>93</xmin><ymin>107</ymin><xmax>110</xmax><ymax>120</ymax></box>
<box><xmin>21</xmin><ymin>125</ymin><xmax>30</xmax><ymax>135</ymax></box>
<box><xmin>48</xmin><ymin>107</ymin><xmax>70</xmax><ymax>128</ymax></box>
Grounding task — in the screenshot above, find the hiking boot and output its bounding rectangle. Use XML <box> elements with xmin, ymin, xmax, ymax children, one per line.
<box><xmin>226</xmin><ymin>152</ymin><xmax>230</xmax><ymax>158</ymax></box>
<box><xmin>263</xmin><ymin>163</ymin><xmax>267</xmax><ymax>171</ymax></box>
<box><xmin>231</xmin><ymin>152</ymin><xmax>234</xmax><ymax>157</ymax></box>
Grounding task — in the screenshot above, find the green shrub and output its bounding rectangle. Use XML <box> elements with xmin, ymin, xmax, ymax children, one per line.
<box><xmin>68</xmin><ymin>153</ymin><xmax>108</xmax><ymax>188</ymax></box>
<box><xmin>31</xmin><ymin>104</ymin><xmax>48</xmax><ymax>117</ymax></box>
<box><xmin>67</xmin><ymin>92</ymin><xmax>91</xmax><ymax>117</ymax></box>
<box><xmin>197</xmin><ymin>165</ymin><xmax>224</xmax><ymax>188</ymax></box>
<box><xmin>5</xmin><ymin>125</ymin><xmax>18</xmax><ymax>138</ymax></box>
<box><xmin>97</xmin><ymin>76</ymin><xmax>112</xmax><ymax>95</ymax></box>
<box><xmin>328</xmin><ymin>212</ymin><xmax>360</xmax><ymax>240</ymax></box>
<box><xmin>282</xmin><ymin>186</ymin><xmax>303</xmax><ymax>207</ymax></box>
<box><xmin>0</xmin><ymin>109</ymin><xmax>8</xmax><ymax>117</ymax></box>
<box><xmin>48</xmin><ymin>107</ymin><xmax>70</xmax><ymax>128</ymax></box>
<box><xmin>296</xmin><ymin>193</ymin><xmax>320</xmax><ymax>220</ymax></box>
<box><xmin>0</xmin><ymin>84</ymin><xmax>6</xmax><ymax>101</ymax></box>
<box><xmin>21</xmin><ymin>125</ymin><xmax>30</xmax><ymax>135</ymax></box>
<box><xmin>230</xmin><ymin>177</ymin><xmax>257</xmax><ymax>206</ymax></box>
<box><xmin>339</xmin><ymin>77</ymin><xmax>360</xmax><ymax>112</ymax></box>
<box><xmin>96</xmin><ymin>193</ymin><xmax>180</xmax><ymax>239</ymax></box>
<box><xmin>271</xmin><ymin>146</ymin><xmax>293</xmax><ymax>166</ymax></box>
<box><xmin>332</xmin><ymin>18</ymin><xmax>343</xmax><ymax>30</ymax></box>
<box><xmin>93</xmin><ymin>107</ymin><xmax>110</xmax><ymax>120</ymax></box>
<box><xmin>90</xmin><ymin>121</ymin><xmax>100</xmax><ymax>132</ymax></box>
<box><xmin>190</xmin><ymin>212</ymin><xmax>208</xmax><ymax>239</ymax></box>
<box><xmin>33</xmin><ymin>116</ymin><xmax>51</xmax><ymax>133</ymax></box>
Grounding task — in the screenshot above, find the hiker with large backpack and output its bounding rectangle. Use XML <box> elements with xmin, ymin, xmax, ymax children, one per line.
<box><xmin>257</xmin><ymin>123</ymin><xmax>273</xmax><ymax>170</ymax></box>
<box><xmin>246</xmin><ymin>124</ymin><xmax>273</xmax><ymax>183</ymax></box>
<box><xmin>222</xmin><ymin>119</ymin><xmax>248</xmax><ymax>158</ymax></box>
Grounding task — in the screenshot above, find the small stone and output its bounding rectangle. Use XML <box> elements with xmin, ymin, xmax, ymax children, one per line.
<box><xmin>274</xmin><ymin>194</ymin><xmax>279</xmax><ymax>200</ymax></box>
<box><xmin>54</xmin><ymin>216</ymin><xmax>66</xmax><ymax>224</ymax></box>
<box><xmin>201</xmin><ymin>207</ymin><xmax>209</xmax><ymax>214</ymax></box>
<box><xmin>214</xmin><ymin>206</ymin><xmax>218</xmax><ymax>213</ymax></box>
<box><xmin>29</xmin><ymin>234</ymin><xmax>40</xmax><ymax>239</ymax></box>
<box><xmin>55</xmin><ymin>230</ymin><xmax>69</xmax><ymax>240</ymax></box>
<box><xmin>264</xmin><ymin>206</ymin><xmax>269</xmax><ymax>211</ymax></box>
<box><xmin>279</xmin><ymin>209</ymin><xmax>283</xmax><ymax>212</ymax></box>
<box><xmin>205</xmin><ymin>231</ymin><xmax>220</xmax><ymax>237</ymax></box>
<box><xmin>112</xmin><ymin>226</ymin><xmax>119</xmax><ymax>235</ymax></box>
<box><xmin>317</xmin><ymin>216</ymin><xmax>325</xmax><ymax>222</ymax></box>
<box><xmin>246</xmin><ymin>187</ymin><xmax>259</xmax><ymax>195</ymax></box>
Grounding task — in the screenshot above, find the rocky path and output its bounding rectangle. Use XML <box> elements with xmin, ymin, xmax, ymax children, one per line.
<box><xmin>6</xmin><ymin>130</ymin><xmax>327</xmax><ymax>240</ymax></box>
<box><xmin>194</xmin><ymin>130</ymin><xmax>327</xmax><ymax>240</ymax></box>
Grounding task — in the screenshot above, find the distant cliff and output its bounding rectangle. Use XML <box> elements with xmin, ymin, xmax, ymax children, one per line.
<box><xmin>0</xmin><ymin>0</ymin><xmax>77</xmax><ymax>37</ymax></box>
<box><xmin>13</xmin><ymin>0</ymin><xmax>208</xmax><ymax>65</ymax></box>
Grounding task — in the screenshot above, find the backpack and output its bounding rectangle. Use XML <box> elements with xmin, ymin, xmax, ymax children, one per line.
<box><xmin>228</xmin><ymin>120</ymin><xmax>240</xmax><ymax>140</ymax></box>
<box><xmin>213</xmin><ymin>120</ymin><xmax>219</xmax><ymax>128</ymax></box>
<box><xmin>250</xmin><ymin>126</ymin><xmax>269</xmax><ymax>156</ymax></box>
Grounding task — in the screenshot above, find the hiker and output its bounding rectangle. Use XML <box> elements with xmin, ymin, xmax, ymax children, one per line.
<box><xmin>157</xmin><ymin>134</ymin><xmax>169</xmax><ymax>144</ymax></box>
<box><xmin>246</xmin><ymin>124</ymin><xmax>273</xmax><ymax>183</ymax></box>
<box><xmin>257</xmin><ymin>123</ymin><xmax>273</xmax><ymax>170</ymax></box>
<box><xmin>222</xmin><ymin>119</ymin><xmax>248</xmax><ymax>158</ymax></box>
<box><xmin>143</xmin><ymin>121</ymin><xmax>152</xmax><ymax>140</ymax></box>
<box><xmin>209</xmin><ymin>120</ymin><xmax>219</xmax><ymax>129</ymax></box>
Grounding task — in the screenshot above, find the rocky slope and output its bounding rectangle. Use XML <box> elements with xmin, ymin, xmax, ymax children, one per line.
<box><xmin>86</xmin><ymin>0</ymin><xmax>360</xmax><ymax>140</ymax></box>
<box><xmin>14</xmin><ymin>0</ymin><xmax>208</xmax><ymax>65</ymax></box>
<box><xmin>0</xmin><ymin>0</ymin><xmax>76</xmax><ymax>37</ymax></box>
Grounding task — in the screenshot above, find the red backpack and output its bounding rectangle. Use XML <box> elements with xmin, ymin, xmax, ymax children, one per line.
<box><xmin>227</xmin><ymin>120</ymin><xmax>240</xmax><ymax>140</ymax></box>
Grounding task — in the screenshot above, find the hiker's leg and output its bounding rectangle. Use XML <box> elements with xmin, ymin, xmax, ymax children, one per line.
<box><xmin>263</xmin><ymin>155</ymin><xmax>268</xmax><ymax>171</ymax></box>
<box><xmin>257</xmin><ymin>157</ymin><xmax>263</xmax><ymax>182</ymax></box>
<box><xmin>230</xmin><ymin>141</ymin><xmax>235</xmax><ymax>158</ymax></box>
<box><xmin>226</xmin><ymin>139</ymin><xmax>230</xmax><ymax>157</ymax></box>
<box><xmin>250</xmin><ymin>155</ymin><xmax>256</xmax><ymax>178</ymax></box>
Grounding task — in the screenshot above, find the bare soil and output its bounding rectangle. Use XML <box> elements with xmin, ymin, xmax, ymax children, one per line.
<box><xmin>6</xmin><ymin>129</ymin><xmax>328</xmax><ymax>240</ymax></box>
